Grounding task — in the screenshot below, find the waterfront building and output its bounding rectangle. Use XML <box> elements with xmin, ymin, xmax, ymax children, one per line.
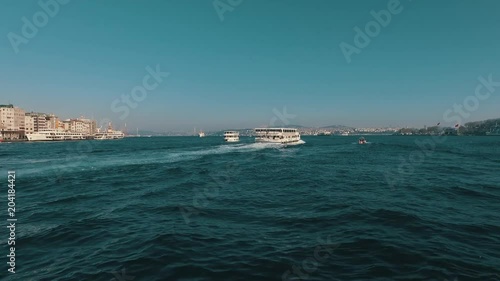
<box><xmin>25</xmin><ymin>115</ymin><xmax>35</xmax><ymax>134</ymax></box>
<box><xmin>78</xmin><ymin>118</ymin><xmax>97</xmax><ymax>135</ymax></box>
<box><xmin>61</xmin><ymin>119</ymin><xmax>71</xmax><ymax>131</ymax></box>
<box><xmin>46</xmin><ymin>114</ymin><xmax>60</xmax><ymax>130</ymax></box>
<box><xmin>0</xmin><ymin>105</ymin><xmax>26</xmax><ymax>140</ymax></box>
<box><xmin>25</xmin><ymin>112</ymin><xmax>50</xmax><ymax>132</ymax></box>
<box><xmin>0</xmin><ymin>104</ymin><xmax>26</xmax><ymax>131</ymax></box>
<box><xmin>1</xmin><ymin>105</ymin><xmax>100</xmax><ymax>140</ymax></box>
<box><xmin>63</xmin><ymin>118</ymin><xmax>97</xmax><ymax>136</ymax></box>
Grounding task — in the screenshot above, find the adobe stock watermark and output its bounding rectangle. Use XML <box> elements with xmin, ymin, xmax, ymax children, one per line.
<box><xmin>7</xmin><ymin>0</ymin><xmax>70</xmax><ymax>54</ymax></box>
<box><xmin>111</xmin><ymin>65</ymin><xmax>170</xmax><ymax>120</ymax></box>
<box><xmin>45</xmin><ymin>64</ymin><xmax>169</xmax><ymax>184</ymax></box>
<box><xmin>44</xmin><ymin>116</ymin><xmax>114</xmax><ymax>183</ymax></box>
<box><xmin>443</xmin><ymin>74</ymin><xmax>500</xmax><ymax>125</ymax></box>
<box><xmin>384</xmin><ymin>74</ymin><xmax>499</xmax><ymax>189</ymax></box>
<box><xmin>213</xmin><ymin>0</ymin><xmax>243</xmax><ymax>22</ymax></box>
<box><xmin>339</xmin><ymin>0</ymin><xmax>405</xmax><ymax>63</ymax></box>
<box><xmin>111</xmin><ymin>268</ymin><xmax>135</xmax><ymax>281</ymax></box>
<box><xmin>179</xmin><ymin>162</ymin><xmax>242</xmax><ymax>225</ymax></box>
<box><xmin>282</xmin><ymin>235</ymin><xmax>340</xmax><ymax>281</ymax></box>
<box><xmin>270</xmin><ymin>106</ymin><xmax>297</xmax><ymax>127</ymax></box>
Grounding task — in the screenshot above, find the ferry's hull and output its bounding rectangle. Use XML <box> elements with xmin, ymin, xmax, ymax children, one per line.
<box><xmin>26</xmin><ymin>135</ymin><xmax>50</xmax><ymax>141</ymax></box>
<box><xmin>26</xmin><ymin>133</ymin><xmax>86</xmax><ymax>141</ymax></box>
<box><xmin>255</xmin><ymin>138</ymin><xmax>301</xmax><ymax>144</ymax></box>
<box><xmin>26</xmin><ymin>135</ymin><xmax>86</xmax><ymax>141</ymax></box>
<box><xmin>224</xmin><ymin>138</ymin><xmax>239</xmax><ymax>142</ymax></box>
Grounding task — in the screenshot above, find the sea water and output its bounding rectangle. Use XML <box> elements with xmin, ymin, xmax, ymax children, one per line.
<box><xmin>1</xmin><ymin>136</ymin><xmax>499</xmax><ymax>280</ymax></box>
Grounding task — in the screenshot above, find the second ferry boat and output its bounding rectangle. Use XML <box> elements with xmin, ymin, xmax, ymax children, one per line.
<box><xmin>94</xmin><ymin>123</ymin><xmax>125</xmax><ymax>140</ymax></box>
<box><xmin>224</xmin><ymin>131</ymin><xmax>240</xmax><ymax>142</ymax></box>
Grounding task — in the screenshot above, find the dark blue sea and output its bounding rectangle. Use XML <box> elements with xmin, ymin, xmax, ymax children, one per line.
<box><xmin>1</xmin><ymin>136</ymin><xmax>499</xmax><ymax>281</ymax></box>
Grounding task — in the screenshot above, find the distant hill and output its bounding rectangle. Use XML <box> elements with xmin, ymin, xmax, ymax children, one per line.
<box><xmin>283</xmin><ymin>124</ymin><xmax>307</xmax><ymax>128</ymax></box>
<box><xmin>126</xmin><ymin>130</ymin><xmax>163</xmax><ymax>136</ymax></box>
<box><xmin>264</xmin><ymin>124</ymin><xmax>351</xmax><ymax>129</ymax></box>
<box><xmin>460</xmin><ymin>118</ymin><xmax>500</xmax><ymax>135</ymax></box>
<box><xmin>394</xmin><ymin>117</ymin><xmax>500</xmax><ymax>136</ymax></box>
<box><xmin>320</xmin><ymin>125</ymin><xmax>353</xmax><ymax>129</ymax></box>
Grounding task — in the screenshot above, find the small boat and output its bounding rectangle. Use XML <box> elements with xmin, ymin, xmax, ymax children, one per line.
<box><xmin>358</xmin><ymin>137</ymin><xmax>367</xmax><ymax>144</ymax></box>
<box><xmin>199</xmin><ymin>131</ymin><xmax>206</xmax><ymax>138</ymax></box>
<box><xmin>317</xmin><ymin>131</ymin><xmax>332</xmax><ymax>136</ymax></box>
<box><xmin>486</xmin><ymin>122</ymin><xmax>500</xmax><ymax>136</ymax></box>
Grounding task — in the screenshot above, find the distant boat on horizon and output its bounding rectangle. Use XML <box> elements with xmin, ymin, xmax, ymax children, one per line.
<box><xmin>194</xmin><ymin>127</ymin><xmax>205</xmax><ymax>137</ymax></box>
<box><xmin>486</xmin><ymin>122</ymin><xmax>500</xmax><ymax>136</ymax></box>
<box><xmin>316</xmin><ymin>131</ymin><xmax>332</xmax><ymax>136</ymax></box>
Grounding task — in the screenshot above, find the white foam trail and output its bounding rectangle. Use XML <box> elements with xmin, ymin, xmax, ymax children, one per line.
<box><xmin>166</xmin><ymin>142</ymin><xmax>281</xmax><ymax>161</ymax></box>
<box><xmin>285</xmin><ymin>139</ymin><xmax>306</xmax><ymax>146</ymax></box>
<box><xmin>20</xmin><ymin>141</ymin><xmax>302</xmax><ymax>177</ymax></box>
<box><xmin>352</xmin><ymin>142</ymin><xmax>372</xmax><ymax>145</ymax></box>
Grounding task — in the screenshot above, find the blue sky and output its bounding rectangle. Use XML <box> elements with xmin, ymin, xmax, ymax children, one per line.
<box><xmin>1</xmin><ymin>0</ymin><xmax>499</xmax><ymax>131</ymax></box>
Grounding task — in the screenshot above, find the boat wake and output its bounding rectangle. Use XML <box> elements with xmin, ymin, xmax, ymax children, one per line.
<box><xmin>20</xmin><ymin>141</ymin><xmax>304</xmax><ymax>178</ymax></box>
<box><xmin>286</xmin><ymin>139</ymin><xmax>306</xmax><ymax>146</ymax></box>
<box><xmin>164</xmin><ymin>142</ymin><xmax>286</xmax><ymax>163</ymax></box>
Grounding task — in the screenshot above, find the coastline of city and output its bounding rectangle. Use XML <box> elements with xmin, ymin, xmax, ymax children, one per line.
<box><xmin>1</xmin><ymin>103</ymin><xmax>499</xmax><ymax>141</ymax></box>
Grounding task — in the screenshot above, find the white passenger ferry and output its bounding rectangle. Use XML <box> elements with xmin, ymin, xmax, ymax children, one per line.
<box><xmin>94</xmin><ymin>129</ymin><xmax>124</xmax><ymax>140</ymax></box>
<box><xmin>26</xmin><ymin>129</ymin><xmax>87</xmax><ymax>141</ymax></box>
<box><xmin>254</xmin><ymin>128</ymin><xmax>301</xmax><ymax>144</ymax></box>
<box><xmin>224</xmin><ymin>131</ymin><xmax>240</xmax><ymax>142</ymax></box>
<box><xmin>94</xmin><ymin>123</ymin><xmax>125</xmax><ymax>140</ymax></box>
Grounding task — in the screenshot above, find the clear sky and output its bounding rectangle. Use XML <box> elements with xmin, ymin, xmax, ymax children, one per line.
<box><xmin>1</xmin><ymin>0</ymin><xmax>499</xmax><ymax>131</ymax></box>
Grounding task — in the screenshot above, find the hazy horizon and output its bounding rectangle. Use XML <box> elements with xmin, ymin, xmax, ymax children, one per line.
<box><xmin>2</xmin><ymin>0</ymin><xmax>499</xmax><ymax>131</ymax></box>
<box><xmin>2</xmin><ymin>99</ymin><xmax>500</xmax><ymax>133</ymax></box>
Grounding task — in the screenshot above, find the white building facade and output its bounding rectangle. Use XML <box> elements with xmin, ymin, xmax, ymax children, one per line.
<box><xmin>0</xmin><ymin>105</ymin><xmax>25</xmax><ymax>131</ymax></box>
